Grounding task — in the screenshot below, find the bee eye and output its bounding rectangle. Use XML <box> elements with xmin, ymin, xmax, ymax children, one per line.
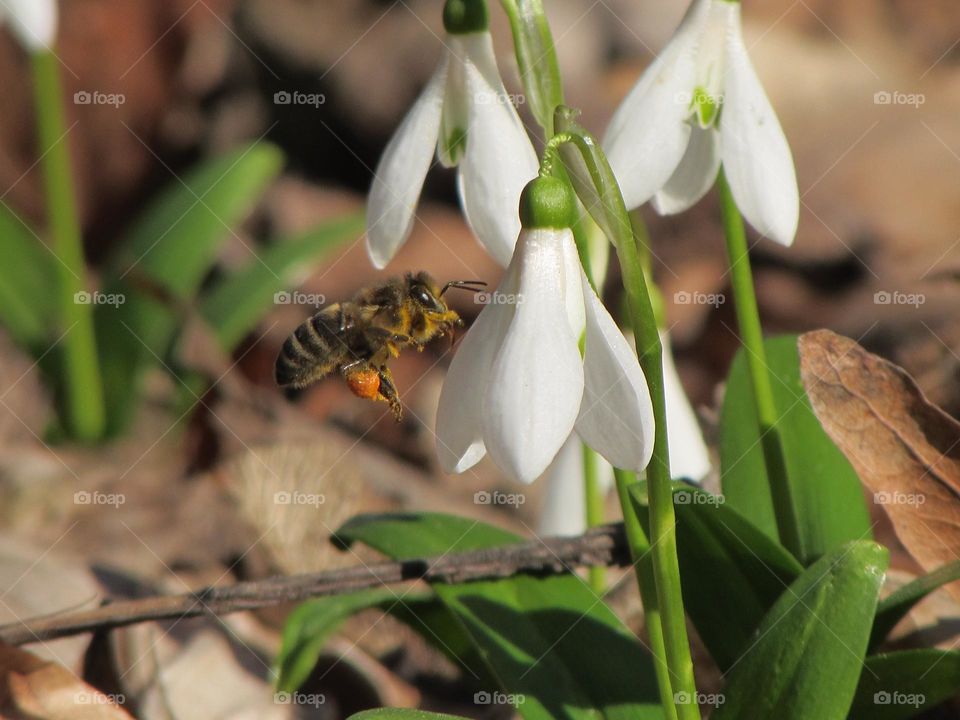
<box><xmin>417</xmin><ymin>290</ymin><xmax>433</xmax><ymax>306</ymax></box>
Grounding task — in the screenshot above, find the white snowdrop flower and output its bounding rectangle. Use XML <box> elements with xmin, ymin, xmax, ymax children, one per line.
<box><xmin>538</xmin><ymin>437</ymin><xmax>615</xmax><ymax>537</ymax></box>
<box><xmin>0</xmin><ymin>0</ymin><xmax>57</xmax><ymax>52</ymax></box>
<box><xmin>365</xmin><ymin>0</ymin><xmax>538</xmax><ymax>268</ymax></box>
<box><xmin>604</xmin><ymin>0</ymin><xmax>799</xmax><ymax>246</ymax></box>
<box><xmin>436</xmin><ymin>176</ymin><xmax>655</xmax><ymax>484</ymax></box>
<box><xmin>660</xmin><ymin>330</ymin><xmax>711</xmax><ymax>481</ymax></box>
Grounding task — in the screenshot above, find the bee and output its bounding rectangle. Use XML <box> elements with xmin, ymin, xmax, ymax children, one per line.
<box><xmin>275</xmin><ymin>272</ymin><xmax>486</xmax><ymax>421</ymax></box>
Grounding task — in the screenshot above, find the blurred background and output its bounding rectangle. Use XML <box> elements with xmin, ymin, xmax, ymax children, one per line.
<box><xmin>0</xmin><ymin>0</ymin><xmax>958</xmax><ymax>717</ymax></box>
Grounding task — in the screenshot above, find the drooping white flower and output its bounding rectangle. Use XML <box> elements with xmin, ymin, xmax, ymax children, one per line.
<box><xmin>365</xmin><ymin>7</ymin><xmax>538</xmax><ymax>268</ymax></box>
<box><xmin>604</xmin><ymin>0</ymin><xmax>798</xmax><ymax>246</ymax></box>
<box><xmin>660</xmin><ymin>330</ymin><xmax>712</xmax><ymax>481</ymax></box>
<box><xmin>0</xmin><ymin>0</ymin><xmax>57</xmax><ymax>51</ymax></box>
<box><xmin>538</xmin><ymin>437</ymin><xmax>615</xmax><ymax>537</ymax></box>
<box><xmin>436</xmin><ymin>177</ymin><xmax>655</xmax><ymax>484</ymax></box>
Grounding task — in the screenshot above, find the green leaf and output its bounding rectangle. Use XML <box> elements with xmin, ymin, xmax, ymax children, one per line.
<box><xmin>275</xmin><ymin>588</ymin><xmax>394</xmax><ymax>692</ymax></box>
<box><xmin>720</xmin><ymin>335</ymin><xmax>872</xmax><ymax>563</ymax></box>
<box><xmin>96</xmin><ymin>142</ymin><xmax>283</xmax><ymax>433</ymax></box>
<box><xmin>337</xmin><ymin>512</ymin><xmax>663</xmax><ymax>720</ymax></box>
<box><xmin>713</xmin><ymin>541</ymin><xmax>888</xmax><ymax>720</ymax></box>
<box><xmin>850</xmin><ymin>649</ymin><xmax>960</xmax><ymax>719</ymax></box>
<box><xmin>631</xmin><ymin>484</ymin><xmax>802</xmax><ymax>672</ymax></box>
<box><xmin>0</xmin><ymin>206</ymin><xmax>56</xmax><ymax>348</ymax></box>
<box><xmin>348</xmin><ymin>710</ymin><xmax>469</xmax><ymax>720</ymax></box>
<box><xmin>499</xmin><ymin>0</ymin><xmax>564</xmax><ymax>134</ymax></box>
<box><xmin>871</xmin><ymin>561</ymin><xmax>960</xmax><ymax>650</ymax></box>
<box><xmin>199</xmin><ymin>212</ymin><xmax>363</xmax><ymax>351</ymax></box>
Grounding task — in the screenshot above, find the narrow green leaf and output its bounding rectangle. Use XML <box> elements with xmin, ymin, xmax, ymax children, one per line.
<box><xmin>850</xmin><ymin>649</ymin><xmax>960</xmax><ymax>720</ymax></box>
<box><xmin>720</xmin><ymin>335</ymin><xmax>872</xmax><ymax>562</ymax></box>
<box><xmin>199</xmin><ymin>212</ymin><xmax>363</xmax><ymax>350</ymax></box>
<box><xmin>713</xmin><ymin>541</ymin><xmax>888</xmax><ymax>720</ymax></box>
<box><xmin>348</xmin><ymin>710</ymin><xmax>469</xmax><ymax>720</ymax></box>
<box><xmin>0</xmin><ymin>207</ymin><xmax>56</xmax><ymax>348</ymax></box>
<box><xmin>499</xmin><ymin>0</ymin><xmax>564</xmax><ymax>134</ymax></box>
<box><xmin>337</xmin><ymin>512</ymin><xmax>663</xmax><ymax>720</ymax></box>
<box><xmin>630</xmin><ymin>484</ymin><xmax>802</xmax><ymax>672</ymax></box>
<box><xmin>871</xmin><ymin>561</ymin><xmax>960</xmax><ymax>650</ymax></box>
<box><xmin>275</xmin><ymin>588</ymin><xmax>394</xmax><ymax>692</ymax></box>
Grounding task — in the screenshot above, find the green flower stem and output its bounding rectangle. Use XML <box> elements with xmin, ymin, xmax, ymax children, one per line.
<box><xmin>31</xmin><ymin>50</ymin><xmax>106</xmax><ymax>441</ymax></box>
<box><xmin>583</xmin><ymin>444</ymin><xmax>606</xmax><ymax>593</ymax></box>
<box><xmin>717</xmin><ymin>170</ymin><xmax>802</xmax><ymax>558</ymax></box>
<box><xmin>544</xmin><ymin>127</ymin><xmax>699</xmax><ymax>720</ymax></box>
<box><xmin>615</xmin><ymin>469</ymin><xmax>678</xmax><ymax>720</ymax></box>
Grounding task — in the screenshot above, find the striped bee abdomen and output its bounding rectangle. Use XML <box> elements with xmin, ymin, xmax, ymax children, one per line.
<box><xmin>275</xmin><ymin>306</ymin><xmax>348</xmax><ymax>388</ymax></box>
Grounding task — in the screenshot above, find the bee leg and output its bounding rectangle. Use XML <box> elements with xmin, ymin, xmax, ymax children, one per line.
<box><xmin>376</xmin><ymin>366</ymin><xmax>403</xmax><ymax>422</ymax></box>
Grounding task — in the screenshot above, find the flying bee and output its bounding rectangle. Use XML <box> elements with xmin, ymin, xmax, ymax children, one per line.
<box><xmin>275</xmin><ymin>272</ymin><xmax>486</xmax><ymax>421</ymax></box>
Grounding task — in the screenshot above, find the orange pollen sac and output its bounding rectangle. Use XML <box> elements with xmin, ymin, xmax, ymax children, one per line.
<box><xmin>346</xmin><ymin>368</ymin><xmax>381</xmax><ymax>400</ymax></box>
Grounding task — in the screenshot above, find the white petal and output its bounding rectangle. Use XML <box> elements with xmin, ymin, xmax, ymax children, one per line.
<box><xmin>576</xmin><ymin>273</ymin><xmax>655</xmax><ymax>472</ymax></box>
<box><xmin>538</xmin><ymin>437</ymin><xmax>587</xmax><ymax>536</ymax></box>
<box><xmin>483</xmin><ymin>229</ymin><xmax>584</xmax><ymax>484</ymax></box>
<box><xmin>365</xmin><ymin>62</ymin><xmax>447</xmax><ymax>269</ymax></box>
<box><xmin>602</xmin><ymin>0</ymin><xmax>711</xmax><ymax>210</ymax></box>
<box><xmin>1</xmin><ymin>0</ymin><xmax>57</xmax><ymax>51</ymax></box>
<box><xmin>660</xmin><ymin>331</ymin><xmax>711</xmax><ymax>481</ymax></box>
<box><xmin>457</xmin><ymin>33</ymin><xmax>539</xmax><ymax>267</ymax></box>
<box><xmin>719</xmin><ymin>7</ymin><xmax>799</xmax><ymax>246</ymax></box>
<box><xmin>438</xmin><ymin>37</ymin><xmax>469</xmax><ymax>167</ymax></box>
<box><xmin>560</xmin><ymin>232</ymin><xmax>586</xmax><ymax>339</ymax></box>
<box><xmin>436</xmin><ymin>258</ymin><xmax>519</xmax><ymax>473</ymax></box>
<box><xmin>652</xmin><ymin>125</ymin><xmax>721</xmax><ymax>214</ymax></box>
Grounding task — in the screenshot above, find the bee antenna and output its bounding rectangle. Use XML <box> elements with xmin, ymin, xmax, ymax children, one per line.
<box><xmin>440</xmin><ymin>280</ymin><xmax>488</xmax><ymax>296</ymax></box>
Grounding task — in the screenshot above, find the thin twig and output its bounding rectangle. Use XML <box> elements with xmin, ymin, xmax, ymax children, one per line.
<box><xmin>0</xmin><ymin>524</ymin><xmax>629</xmax><ymax>645</ymax></box>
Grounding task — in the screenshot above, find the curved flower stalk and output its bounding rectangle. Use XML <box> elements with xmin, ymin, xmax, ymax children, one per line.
<box><xmin>365</xmin><ymin>0</ymin><xmax>538</xmax><ymax>268</ymax></box>
<box><xmin>0</xmin><ymin>0</ymin><xmax>57</xmax><ymax>51</ymax></box>
<box><xmin>603</xmin><ymin>0</ymin><xmax>798</xmax><ymax>246</ymax></box>
<box><xmin>437</xmin><ymin>176</ymin><xmax>655</xmax><ymax>484</ymax></box>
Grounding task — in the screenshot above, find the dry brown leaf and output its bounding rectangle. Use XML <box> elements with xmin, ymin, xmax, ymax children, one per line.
<box><xmin>798</xmin><ymin>329</ymin><xmax>960</xmax><ymax>595</ymax></box>
<box><xmin>0</xmin><ymin>642</ymin><xmax>132</xmax><ymax>719</ymax></box>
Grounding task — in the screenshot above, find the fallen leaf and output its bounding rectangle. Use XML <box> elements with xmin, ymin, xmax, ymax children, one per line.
<box><xmin>798</xmin><ymin>330</ymin><xmax>960</xmax><ymax>597</ymax></box>
<box><xmin>0</xmin><ymin>641</ymin><xmax>132</xmax><ymax>719</ymax></box>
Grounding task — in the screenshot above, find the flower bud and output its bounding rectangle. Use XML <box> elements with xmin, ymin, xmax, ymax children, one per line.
<box><xmin>519</xmin><ymin>176</ymin><xmax>578</xmax><ymax>230</ymax></box>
